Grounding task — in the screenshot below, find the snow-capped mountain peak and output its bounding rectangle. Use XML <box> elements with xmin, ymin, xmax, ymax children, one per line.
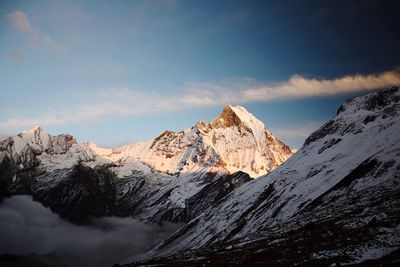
<box><xmin>209</xmin><ymin>105</ymin><xmax>264</xmax><ymax>131</ymax></box>
<box><xmin>17</xmin><ymin>125</ymin><xmax>50</xmax><ymax>150</ymax></box>
<box><xmin>0</xmin><ymin>126</ymin><xmax>78</xmax><ymax>170</ymax></box>
<box><xmin>22</xmin><ymin>125</ymin><xmax>43</xmax><ymax>134</ymax></box>
<box><xmin>16</xmin><ymin>126</ymin><xmax>76</xmax><ymax>155</ymax></box>
<box><xmin>209</xmin><ymin>105</ymin><xmax>271</xmax><ymax>146</ymax></box>
<box><xmin>114</xmin><ymin>105</ymin><xmax>293</xmax><ymax>177</ymax></box>
<box><xmin>204</xmin><ymin>105</ymin><xmax>292</xmax><ymax>176</ymax></box>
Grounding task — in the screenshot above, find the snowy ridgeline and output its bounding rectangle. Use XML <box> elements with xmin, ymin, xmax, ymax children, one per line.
<box><xmin>0</xmin><ymin>105</ymin><xmax>292</xmax><ymax>178</ymax></box>
<box><xmin>137</xmin><ymin>87</ymin><xmax>400</xmax><ymax>265</ymax></box>
<box><xmin>0</xmin><ymin>105</ymin><xmax>291</xmax><ymax>224</ymax></box>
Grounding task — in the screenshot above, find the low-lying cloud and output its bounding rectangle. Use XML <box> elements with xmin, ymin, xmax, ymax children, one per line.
<box><xmin>1</xmin><ymin>69</ymin><xmax>400</xmax><ymax>132</ymax></box>
<box><xmin>0</xmin><ymin>195</ymin><xmax>181</xmax><ymax>267</ymax></box>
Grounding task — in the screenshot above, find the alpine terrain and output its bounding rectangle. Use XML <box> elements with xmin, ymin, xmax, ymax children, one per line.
<box><xmin>122</xmin><ymin>87</ymin><xmax>400</xmax><ymax>266</ymax></box>
<box><xmin>0</xmin><ymin>105</ymin><xmax>292</xmax><ymax>224</ymax></box>
<box><xmin>2</xmin><ymin>87</ymin><xmax>400</xmax><ymax>267</ymax></box>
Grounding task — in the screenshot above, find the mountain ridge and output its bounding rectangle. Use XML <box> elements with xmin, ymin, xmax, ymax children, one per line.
<box><xmin>0</xmin><ymin>105</ymin><xmax>292</xmax><ymax>224</ymax></box>
<box><xmin>1</xmin><ymin>104</ymin><xmax>292</xmax><ymax>178</ymax></box>
<box><xmin>129</xmin><ymin>86</ymin><xmax>400</xmax><ymax>266</ymax></box>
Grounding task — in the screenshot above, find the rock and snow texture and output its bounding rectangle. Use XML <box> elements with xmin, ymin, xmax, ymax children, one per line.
<box><xmin>0</xmin><ymin>105</ymin><xmax>291</xmax><ymax>224</ymax></box>
<box><xmin>85</xmin><ymin>104</ymin><xmax>292</xmax><ymax>178</ymax></box>
<box><xmin>0</xmin><ymin>126</ymin><xmax>80</xmax><ymax>170</ymax></box>
<box><xmin>141</xmin><ymin>87</ymin><xmax>400</xmax><ymax>265</ymax></box>
<box><xmin>0</xmin><ymin>105</ymin><xmax>291</xmax><ymax>178</ymax></box>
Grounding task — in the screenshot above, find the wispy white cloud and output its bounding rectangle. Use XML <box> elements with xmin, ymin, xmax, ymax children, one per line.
<box><xmin>7</xmin><ymin>10</ymin><xmax>66</xmax><ymax>52</ymax></box>
<box><xmin>8</xmin><ymin>51</ymin><xmax>26</xmax><ymax>63</ymax></box>
<box><xmin>182</xmin><ymin>69</ymin><xmax>400</xmax><ymax>105</ymax></box>
<box><xmin>7</xmin><ymin>10</ymin><xmax>33</xmax><ymax>33</ymax></box>
<box><xmin>0</xmin><ymin>69</ymin><xmax>399</xmax><ymax>132</ymax></box>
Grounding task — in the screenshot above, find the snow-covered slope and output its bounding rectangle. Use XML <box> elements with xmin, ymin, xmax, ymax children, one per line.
<box><xmin>0</xmin><ymin>105</ymin><xmax>291</xmax><ymax>224</ymax></box>
<box><xmin>138</xmin><ymin>87</ymin><xmax>400</xmax><ymax>265</ymax></box>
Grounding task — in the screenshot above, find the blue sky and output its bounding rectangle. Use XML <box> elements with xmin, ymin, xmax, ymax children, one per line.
<box><xmin>1</xmin><ymin>0</ymin><xmax>399</xmax><ymax>148</ymax></box>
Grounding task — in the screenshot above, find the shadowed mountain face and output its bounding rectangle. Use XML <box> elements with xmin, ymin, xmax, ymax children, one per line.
<box><xmin>123</xmin><ymin>87</ymin><xmax>400</xmax><ymax>266</ymax></box>
<box><xmin>0</xmin><ymin>145</ymin><xmax>252</xmax><ymax>225</ymax></box>
<box><xmin>0</xmin><ymin>105</ymin><xmax>284</xmax><ymax>225</ymax></box>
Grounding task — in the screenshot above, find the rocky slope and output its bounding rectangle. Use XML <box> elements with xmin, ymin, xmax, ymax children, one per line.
<box><xmin>128</xmin><ymin>87</ymin><xmax>400</xmax><ymax>266</ymax></box>
<box><xmin>0</xmin><ymin>105</ymin><xmax>291</xmax><ymax>224</ymax></box>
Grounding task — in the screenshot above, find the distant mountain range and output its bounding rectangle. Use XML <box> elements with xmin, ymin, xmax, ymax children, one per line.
<box><xmin>0</xmin><ymin>104</ymin><xmax>292</xmax><ymax>224</ymax></box>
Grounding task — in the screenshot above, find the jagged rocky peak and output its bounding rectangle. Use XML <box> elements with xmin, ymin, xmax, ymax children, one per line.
<box><xmin>209</xmin><ymin>105</ymin><xmax>244</xmax><ymax>128</ymax></box>
<box><xmin>209</xmin><ymin>104</ymin><xmax>266</xmax><ymax>131</ymax></box>
<box><xmin>1</xmin><ymin>125</ymin><xmax>77</xmax><ymax>157</ymax></box>
<box><xmin>204</xmin><ymin>105</ymin><xmax>293</xmax><ymax>176</ymax></box>
<box><xmin>194</xmin><ymin>120</ymin><xmax>208</xmax><ymax>132</ymax></box>
<box><xmin>20</xmin><ymin>125</ymin><xmax>42</xmax><ymax>135</ymax></box>
<box><xmin>208</xmin><ymin>105</ymin><xmax>269</xmax><ymax>141</ymax></box>
<box><xmin>18</xmin><ymin>125</ymin><xmax>48</xmax><ymax>145</ymax></box>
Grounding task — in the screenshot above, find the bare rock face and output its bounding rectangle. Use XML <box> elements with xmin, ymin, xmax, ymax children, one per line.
<box><xmin>46</xmin><ymin>134</ymin><xmax>76</xmax><ymax>154</ymax></box>
<box><xmin>209</xmin><ymin>105</ymin><xmax>244</xmax><ymax>129</ymax></box>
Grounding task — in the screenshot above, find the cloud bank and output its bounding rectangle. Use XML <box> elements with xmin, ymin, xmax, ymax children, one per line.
<box><xmin>1</xmin><ymin>69</ymin><xmax>399</xmax><ymax>132</ymax></box>
<box><xmin>0</xmin><ymin>195</ymin><xmax>181</xmax><ymax>267</ymax></box>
